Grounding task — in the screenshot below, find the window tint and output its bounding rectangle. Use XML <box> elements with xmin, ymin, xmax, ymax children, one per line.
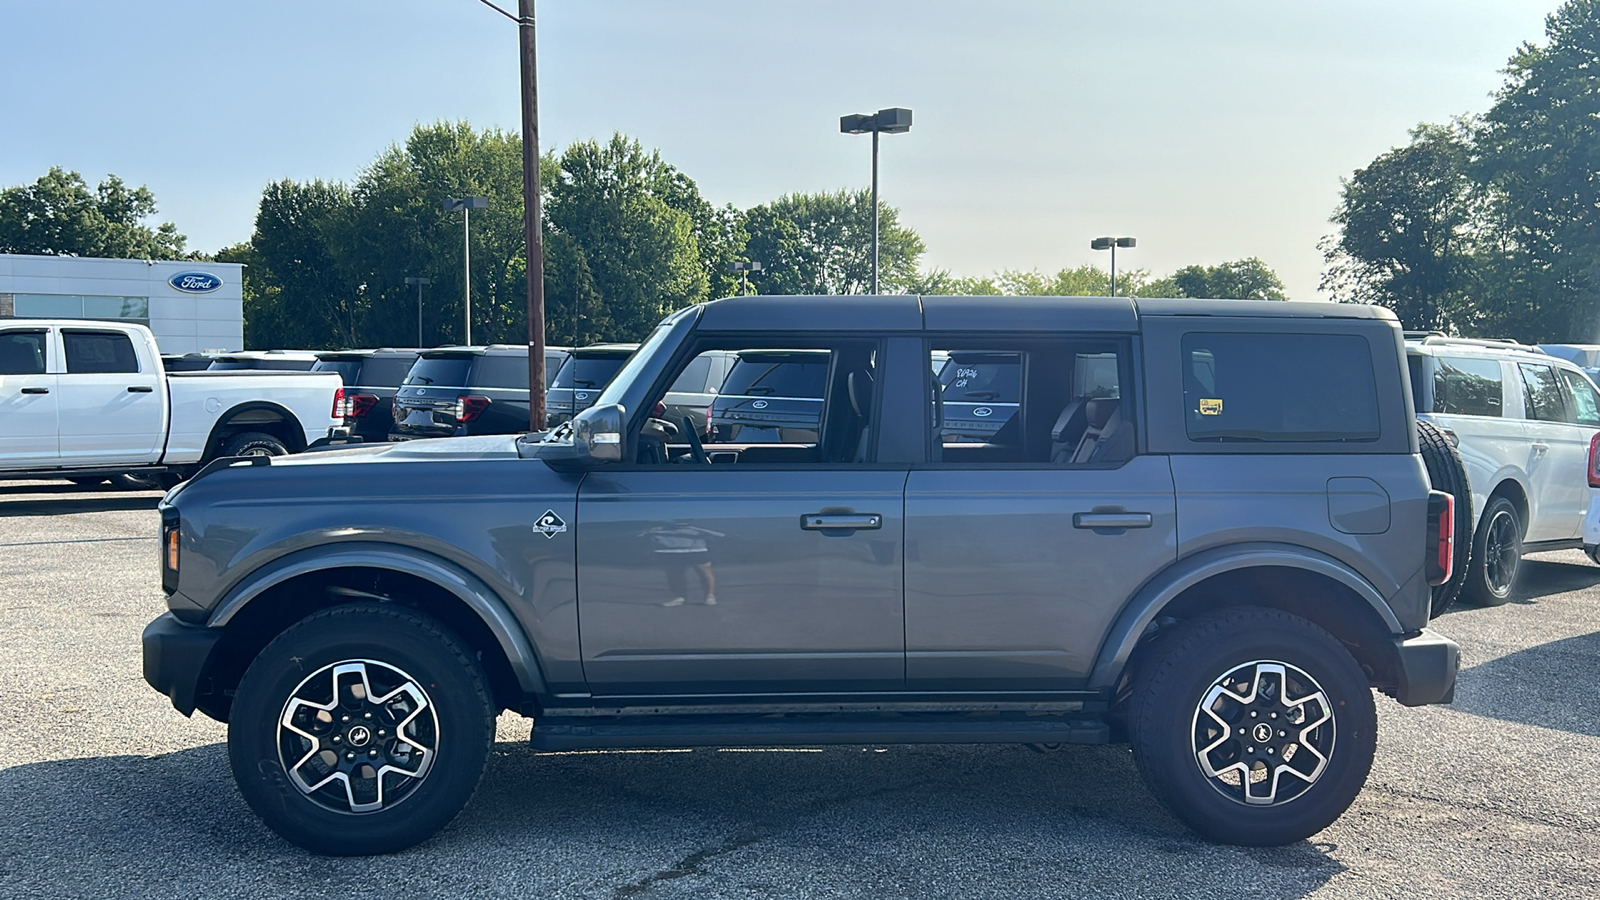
<box><xmin>0</xmin><ymin>330</ymin><xmax>47</xmax><ymax>375</ymax></box>
<box><xmin>1183</xmin><ymin>333</ymin><xmax>1380</xmax><ymax>443</ymax></box>
<box><xmin>720</xmin><ymin>353</ymin><xmax>829</xmax><ymax>398</ymax></box>
<box><xmin>360</xmin><ymin>356</ymin><xmax>417</xmax><ymax>388</ymax></box>
<box><xmin>310</xmin><ymin>360</ymin><xmax>362</xmax><ymax>384</ymax></box>
<box><xmin>1432</xmin><ymin>356</ymin><xmax>1503</xmax><ymax>417</ymax></box>
<box><xmin>668</xmin><ymin>354</ymin><xmax>714</xmax><ymax>393</ymax></box>
<box><xmin>404</xmin><ymin>357</ymin><xmax>471</xmax><ymax>387</ymax></box>
<box><xmin>1561</xmin><ymin>369</ymin><xmax>1600</xmax><ymax>427</ymax></box>
<box><xmin>470</xmin><ymin>354</ymin><xmax>530</xmax><ymax>390</ymax></box>
<box><xmin>1519</xmin><ymin>363</ymin><xmax>1566</xmax><ymax>422</ymax></box>
<box><xmin>63</xmin><ymin>330</ymin><xmax>139</xmax><ymax>374</ymax></box>
<box><xmin>552</xmin><ymin>356</ymin><xmax>628</xmax><ymax>390</ymax></box>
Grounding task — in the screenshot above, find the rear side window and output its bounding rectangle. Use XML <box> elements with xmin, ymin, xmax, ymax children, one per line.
<box><xmin>470</xmin><ymin>354</ymin><xmax>530</xmax><ymax>390</ymax></box>
<box><xmin>1519</xmin><ymin>363</ymin><xmax>1567</xmax><ymax>422</ymax></box>
<box><xmin>721</xmin><ymin>355</ymin><xmax>829</xmax><ymax>398</ymax></box>
<box><xmin>404</xmin><ymin>357</ymin><xmax>472</xmax><ymax>387</ymax></box>
<box><xmin>668</xmin><ymin>353</ymin><xmax>714</xmax><ymax>393</ymax></box>
<box><xmin>63</xmin><ymin>330</ymin><xmax>139</xmax><ymax>374</ymax></box>
<box><xmin>552</xmin><ymin>356</ymin><xmax>629</xmax><ymax>390</ymax></box>
<box><xmin>1432</xmin><ymin>356</ymin><xmax>1503</xmax><ymax>417</ymax></box>
<box><xmin>0</xmin><ymin>330</ymin><xmax>47</xmax><ymax>375</ymax></box>
<box><xmin>1183</xmin><ymin>333</ymin><xmax>1380</xmax><ymax>443</ymax></box>
<box><xmin>1560</xmin><ymin>369</ymin><xmax>1600</xmax><ymax>427</ymax></box>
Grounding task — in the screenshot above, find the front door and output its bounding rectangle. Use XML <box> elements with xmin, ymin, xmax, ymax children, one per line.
<box><xmin>575</xmin><ymin>468</ymin><xmax>908</xmax><ymax>696</ymax></box>
<box><xmin>0</xmin><ymin>328</ymin><xmax>60</xmax><ymax>466</ymax></box>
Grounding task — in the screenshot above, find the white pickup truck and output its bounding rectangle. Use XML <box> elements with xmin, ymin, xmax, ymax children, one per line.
<box><xmin>0</xmin><ymin>320</ymin><xmax>340</xmax><ymax>484</ymax></box>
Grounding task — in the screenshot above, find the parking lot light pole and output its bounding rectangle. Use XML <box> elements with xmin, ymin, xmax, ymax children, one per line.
<box><xmin>1091</xmin><ymin>236</ymin><xmax>1136</xmax><ymax>297</ymax></box>
<box><xmin>404</xmin><ymin>277</ymin><xmax>431</xmax><ymax>346</ymax></box>
<box><xmin>840</xmin><ymin>107</ymin><xmax>912</xmax><ymax>295</ymax></box>
<box><xmin>727</xmin><ymin>261</ymin><xmax>762</xmax><ymax>295</ymax></box>
<box><xmin>443</xmin><ymin>196</ymin><xmax>488</xmax><ymax>343</ymax></box>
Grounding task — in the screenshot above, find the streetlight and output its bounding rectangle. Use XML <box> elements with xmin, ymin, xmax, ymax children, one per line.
<box><xmin>404</xmin><ymin>276</ymin><xmax>431</xmax><ymax>346</ymax></box>
<box><xmin>443</xmin><ymin>196</ymin><xmax>488</xmax><ymax>343</ymax></box>
<box><xmin>727</xmin><ymin>260</ymin><xmax>762</xmax><ymax>295</ymax></box>
<box><xmin>840</xmin><ymin>107</ymin><xmax>912</xmax><ymax>295</ymax></box>
<box><xmin>1090</xmin><ymin>236</ymin><xmax>1136</xmax><ymax>297</ymax></box>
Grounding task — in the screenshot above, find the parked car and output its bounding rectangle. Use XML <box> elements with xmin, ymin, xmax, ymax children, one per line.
<box><xmin>708</xmin><ymin>349</ymin><xmax>829</xmax><ymax>443</ymax></box>
<box><xmin>544</xmin><ymin>343</ymin><xmax>637</xmax><ymax>427</ymax></box>
<box><xmin>1407</xmin><ymin>334</ymin><xmax>1600</xmax><ymax>605</ymax></box>
<box><xmin>161</xmin><ymin>352</ymin><xmax>221</xmax><ymax>372</ymax></box>
<box><xmin>207</xmin><ymin>350</ymin><xmax>320</xmax><ymax>371</ymax></box>
<box><xmin>311</xmin><ymin>349</ymin><xmax>420</xmax><ymax>444</ymax></box>
<box><xmin>389</xmin><ymin>345</ymin><xmax>545</xmax><ymax>440</ymax></box>
<box><xmin>145</xmin><ymin>294</ymin><xmax>1458</xmax><ymax>854</ymax></box>
<box><xmin>0</xmin><ymin>320</ymin><xmax>340</xmax><ymax>484</ymax></box>
<box><xmin>659</xmin><ymin>349</ymin><xmax>738</xmax><ymax>437</ymax></box>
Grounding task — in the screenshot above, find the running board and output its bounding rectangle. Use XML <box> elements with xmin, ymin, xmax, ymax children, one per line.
<box><xmin>530</xmin><ymin>714</ymin><xmax>1110</xmax><ymax>751</ymax></box>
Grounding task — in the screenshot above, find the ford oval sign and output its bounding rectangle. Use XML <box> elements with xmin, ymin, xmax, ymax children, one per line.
<box><xmin>169</xmin><ymin>271</ymin><xmax>223</xmax><ymax>293</ymax></box>
<box><xmin>973</xmin><ymin>406</ymin><xmax>994</xmax><ymax>417</ymax></box>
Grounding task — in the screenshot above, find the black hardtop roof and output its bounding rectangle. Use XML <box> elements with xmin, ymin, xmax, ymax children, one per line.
<box><xmin>695</xmin><ymin>294</ymin><xmax>1395</xmax><ymax>333</ymax></box>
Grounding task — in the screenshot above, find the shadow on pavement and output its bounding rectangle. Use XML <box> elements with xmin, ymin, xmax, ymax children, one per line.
<box><xmin>1452</xmin><ymin>630</ymin><xmax>1600</xmax><ymax>738</ymax></box>
<box><xmin>0</xmin><ymin>494</ymin><xmax>162</xmax><ymax>517</ymax></box>
<box><xmin>0</xmin><ymin>741</ymin><xmax>1345</xmax><ymax>899</ymax></box>
<box><xmin>1508</xmin><ymin>557</ymin><xmax>1600</xmax><ymax>603</ymax></box>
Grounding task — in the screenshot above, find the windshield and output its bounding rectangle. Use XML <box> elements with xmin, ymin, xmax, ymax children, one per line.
<box><xmin>722</xmin><ymin>355</ymin><xmax>830</xmax><ymax>398</ymax></box>
<box><xmin>939</xmin><ymin>353</ymin><xmax>1021</xmax><ymax>403</ymax></box>
<box><xmin>311</xmin><ymin>360</ymin><xmax>362</xmax><ymax>384</ymax></box>
<box><xmin>403</xmin><ymin>357</ymin><xmax>471</xmax><ymax>387</ymax></box>
<box><xmin>551</xmin><ymin>355</ymin><xmax>628</xmax><ymax>390</ymax></box>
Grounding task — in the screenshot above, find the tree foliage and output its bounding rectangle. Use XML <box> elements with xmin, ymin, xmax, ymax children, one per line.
<box><xmin>743</xmin><ymin>189</ymin><xmax>925</xmax><ymax>295</ymax></box>
<box><xmin>1171</xmin><ymin>257</ymin><xmax>1288</xmax><ymax>302</ymax></box>
<box><xmin>0</xmin><ymin>167</ymin><xmax>189</xmax><ymax>259</ymax></box>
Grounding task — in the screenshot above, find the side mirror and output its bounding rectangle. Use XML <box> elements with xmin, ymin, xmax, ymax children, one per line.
<box><xmin>571</xmin><ymin>403</ymin><xmax>625</xmax><ymax>463</ymax></box>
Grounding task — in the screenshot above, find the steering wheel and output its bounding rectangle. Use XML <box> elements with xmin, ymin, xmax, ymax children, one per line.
<box><xmin>681</xmin><ymin>416</ymin><xmax>711</xmax><ymax>465</ymax></box>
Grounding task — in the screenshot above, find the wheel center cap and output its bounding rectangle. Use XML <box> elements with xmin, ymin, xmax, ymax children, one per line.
<box><xmin>347</xmin><ymin>725</ymin><xmax>373</xmax><ymax>748</ymax></box>
<box><xmin>1252</xmin><ymin>722</ymin><xmax>1274</xmax><ymax>744</ymax></box>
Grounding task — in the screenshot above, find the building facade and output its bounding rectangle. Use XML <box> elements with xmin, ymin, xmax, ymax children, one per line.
<box><xmin>0</xmin><ymin>253</ymin><xmax>243</xmax><ymax>354</ymax></box>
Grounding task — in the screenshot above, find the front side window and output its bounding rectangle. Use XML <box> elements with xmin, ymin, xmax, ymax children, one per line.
<box><xmin>63</xmin><ymin>330</ymin><xmax>139</xmax><ymax>374</ymax></box>
<box><xmin>1559</xmin><ymin>368</ymin><xmax>1600</xmax><ymax>427</ymax></box>
<box><xmin>1432</xmin><ymin>356</ymin><xmax>1503</xmax><ymax>417</ymax></box>
<box><xmin>0</xmin><ymin>330</ymin><xmax>47</xmax><ymax>375</ymax></box>
<box><xmin>1183</xmin><ymin>332</ymin><xmax>1379</xmax><ymax>443</ymax></box>
<box><xmin>1519</xmin><ymin>363</ymin><xmax>1567</xmax><ymax>423</ymax></box>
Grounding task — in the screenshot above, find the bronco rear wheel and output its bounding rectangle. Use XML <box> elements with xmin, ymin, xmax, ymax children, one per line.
<box><xmin>228</xmin><ymin>603</ymin><xmax>495</xmax><ymax>855</ymax></box>
<box><xmin>1128</xmin><ymin>607</ymin><xmax>1376</xmax><ymax>846</ymax></box>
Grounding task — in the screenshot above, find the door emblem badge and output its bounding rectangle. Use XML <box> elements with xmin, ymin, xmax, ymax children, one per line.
<box><xmin>973</xmin><ymin>406</ymin><xmax>993</xmax><ymax>417</ymax></box>
<box><xmin>751</xmin><ymin>399</ymin><xmax>769</xmax><ymax>409</ymax></box>
<box><xmin>575</xmin><ymin>392</ymin><xmax>589</xmax><ymax>401</ymax></box>
<box><xmin>417</xmin><ymin>389</ymin><xmax>426</xmax><ymax>395</ymax></box>
<box><xmin>534</xmin><ymin>510</ymin><xmax>568</xmax><ymax>539</ymax></box>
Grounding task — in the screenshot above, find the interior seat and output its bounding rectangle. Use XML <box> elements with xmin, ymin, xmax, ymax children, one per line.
<box><xmin>847</xmin><ymin>368</ymin><xmax>874</xmax><ymax>462</ymax></box>
<box><xmin>1068</xmin><ymin>398</ymin><xmax>1132</xmax><ymax>464</ymax></box>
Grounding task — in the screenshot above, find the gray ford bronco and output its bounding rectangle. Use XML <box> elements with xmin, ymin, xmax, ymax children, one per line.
<box><xmin>143</xmin><ymin>295</ymin><xmax>1460</xmax><ymax>855</ymax></box>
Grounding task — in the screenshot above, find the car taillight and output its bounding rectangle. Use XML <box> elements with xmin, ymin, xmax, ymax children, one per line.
<box><xmin>455</xmin><ymin>394</ymin><xmax>491</xmax><ymax>423</ymax></box>
<box><xmin>1589</xmin><ymin>433</ymin><xmax>1600</xmax><ymax>487</ymax></box>
<box><xmin>1425</xmin><ymin>489</ymin><xmax>1454</xmax><ymax>588</ymax></box>
<box><xmin>347</xmin><ymin>392</ymin><xmax>378</xmax><ymax>418</ymax></box>
<box><xmin>331</xmin><ymin>387</ymin><xmax>346</xmax><ymax>418</ymax></box>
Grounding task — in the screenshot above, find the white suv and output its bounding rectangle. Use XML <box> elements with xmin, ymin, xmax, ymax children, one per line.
<box><xmin>1407</xmin><ymin>335</ymin><xmax>1600</xmax><ymax>604</ymax></box>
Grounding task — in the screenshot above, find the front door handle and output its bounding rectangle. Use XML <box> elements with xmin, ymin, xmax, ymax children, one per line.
<box><xmin>1073</xmin><ymin>512</ymin><xmax>1153</xmax><ymax>530</ymax></box>
<box><xmin>127</xmin><ymin>385</ymin><xmax>154</xmax><ymax>393</ymax></box>
<box><xmin>801</xmin><ymin>513</ymin><xmax>883</xmax><ymax>531</ymax></box>
<box><xmin>20</xmin><ymin>387</ymin><xmax>49</xmax><ymax>395</ymax></box>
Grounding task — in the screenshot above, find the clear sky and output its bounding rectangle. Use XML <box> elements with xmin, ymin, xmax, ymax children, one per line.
<box><xmin>0</xmin><ymin>0</ymin><xmax>1557</xmax><ymax>299</ymax></box>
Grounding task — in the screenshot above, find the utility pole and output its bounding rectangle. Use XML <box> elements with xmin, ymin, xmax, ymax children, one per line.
<box><xmin>520</xmin><ymin>0</ymin><xmax>547</xmax><ymax>431</ymax></box>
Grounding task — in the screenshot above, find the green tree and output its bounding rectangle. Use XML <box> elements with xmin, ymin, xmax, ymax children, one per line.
<box><xmin>249</xmin><ymin>178</ymin><xmax>361</xmax><ymax>348</ymax></box>
<box><xmin>1171</xmin><ymin>257</ymin><xmax>1289</xmax><ymax>302</ymax></box>
<box><xmin>743</xmin><ymin>189</ymin><xmax>925</xmax><ymax>294</ymax></box>
<box><xmin>1321</xmin><ymin>124</ymin><xmax>1475</xmax><ymax>329</ymax></box>
<box><xmin>0</xmin><ymin>167</ymin><xmax>189</xmax><ymax>259</ymax></box>
<box><xmin>912</xmin><ymin>263</ymin><xmax>1172</xmax><ymax>298</ymax></box>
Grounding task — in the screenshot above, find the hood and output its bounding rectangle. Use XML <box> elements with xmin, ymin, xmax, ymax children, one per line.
<box><xmin>268</xmin><ymin>434</ymin><xmax>526</xmax><ymax>467</ymax></box>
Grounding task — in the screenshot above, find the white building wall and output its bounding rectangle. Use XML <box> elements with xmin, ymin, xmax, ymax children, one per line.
<box><xmin>0</xmin><ymin>253</ymin><xmax>244</xmax><ymax>354</ymax></box>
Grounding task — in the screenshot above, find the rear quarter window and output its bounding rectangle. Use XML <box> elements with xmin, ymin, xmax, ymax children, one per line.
<box><xmin>1432</xmin><ymin>356</ymin><xmax>1504</xmax><ymax>417</ymax></box>
<box><xmin>1182</xmin><ymin>332</ymin><xmax>1380</xmax><ymax>443</ymax></box>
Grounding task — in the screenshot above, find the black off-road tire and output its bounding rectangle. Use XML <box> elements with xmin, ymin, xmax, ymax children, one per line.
<box><xmin>1128</xmin><ymin>607</ymin><xmax>1377</xmax><ymax>847</ymax></box>
<box><xmin>1416</xmin><ymin>420</ymin><xmax>1472</xmax><ymax>616</ymax></box>
<box><xmin>221</xmin><ymin>431</ymin><xmax>289</xmax><ymax>458</ymax></box>
<box><xmin>1461</xmin><ymin>494</ymin><xmax>1522</xmax><ymax>606</ymax></box>
<box><xmin>228</xmin><ymin>604</ymin><xmax>496</xmax><ymax>855</ymax></box>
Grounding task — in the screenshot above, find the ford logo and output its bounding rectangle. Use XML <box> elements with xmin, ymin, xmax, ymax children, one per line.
<box><xmin>575</xmin><ymin>391</ymin><xmax>589</xmax><ymax>401</ymax></box>
<box><xmin>168</xmin><ymin>271</ymin><xmax>222</xmax><ymax>293</ymax></box>
<box><xmin>751</xmin><ymin>399</ymin><xmax>769</xmax><ymax>409</ymax></box>
<box><xmin>973</xmin><ymin>406</ymin><xmax>994</xmax><ymax>417</ymax></box>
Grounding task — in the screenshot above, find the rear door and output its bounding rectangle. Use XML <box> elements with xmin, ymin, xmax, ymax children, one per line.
<box><xmin>0</xmin><ymin>327</ymin><xmax>60</xmax><ymax>465</ymax></box>
<box><xmin>55</xmin><ymin>328</ymin><xmax>164</xmax><ymax>464</ymax></box>
<box><xmin>1519</xmin><ymin>361</ymin><xmax>1587</xmax><ymax>541</ymax></box>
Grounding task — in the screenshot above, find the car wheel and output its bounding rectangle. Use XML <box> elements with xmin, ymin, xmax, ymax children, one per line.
<box><xmin>1128</xmin><ymin>607</ymin><xmax>1376</xmax><ymax>846</ymax></box>
<box><xmin>1416</xmin><ymin>420</ymin><xmax>1473</xmax><ymax>616</ymax></box>
<box><xmin>1462</xmin><ymin>495</ymin><xmax>1521</xmax><ymax>606</ymax></box>
<box><xmin>228</xmin><ymin>603</ymin><xmax>495</xmax><ymax>855</ymax></box>
<box><xmin>221</xmin><ymin>431</ymin><xmax>289</xmax><ymax>458</ymax></box>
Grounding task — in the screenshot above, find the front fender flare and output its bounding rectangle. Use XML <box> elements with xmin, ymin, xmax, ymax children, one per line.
<box><xmin>208</xmin><ymin>542</ymin><xmax>547</xmax><ymax>695</ymax></box>
<box><xmin>1088</xmin><ymin>542</ymin><xmax>1403</xmax><ymax>692</ymax></box>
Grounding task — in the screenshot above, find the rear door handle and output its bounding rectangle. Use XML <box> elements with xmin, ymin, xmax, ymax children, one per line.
<box><xmin>20</xmin><ymin>387</ymin><xmax>49</xmax><ymax>395</ymax></box>
<box><xmin>801</xmin><ymin>513</ymin><xmax>883</xmax><ymax>531</ymax></box>
<box><xmin>1073</xmin><ymin>512</ymin><xmax>1153</xmax><ymax>530</ymax></box>
<box><xmin>1531</xmin><ymin>442</ymin><xmax>1549</xmax><ymax>455</ymax></box>
<box><xmin>127</xmin><ymin>385</ymin><xmax>154</xmax><ymax>393</ymax></box>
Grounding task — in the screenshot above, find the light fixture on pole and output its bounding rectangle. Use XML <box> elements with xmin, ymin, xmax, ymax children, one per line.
<box><xmin>727</xmin><ymin>260</ymin><xmax>763</xmax><ymax>295</ymax></box>
<box><xmin>443</xmin><ymin>196</ymin><xmax>488</xmax><ymax>343</ymax></box>
<box><xmin>1090</xmin><ymin>236</ymin><xmax>1136</xmax><ymax>297</ymax></box>
<box><xmin>840</xmin><ymin>107</ymin><xmax>912</xmax><ymax>295</ymax></box>
<box><xmin>404</xmin><ymin>277</ymin><xmax>431</xmax><ymax>346</ymax></box>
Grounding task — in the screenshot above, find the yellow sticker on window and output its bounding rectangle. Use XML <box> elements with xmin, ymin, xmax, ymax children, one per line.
<box><xmin>1200</xmin><ymin>398</ymin><xmax>1223</xmax><ymax>416</ymax></box>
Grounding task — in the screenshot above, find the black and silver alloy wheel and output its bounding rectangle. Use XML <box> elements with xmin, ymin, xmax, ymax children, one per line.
<box><xmin>278</xmin><ymin>659</ymin><xmax>439</xmax><ymax>814</ymax></box>
<box><xmin>1191</xmin><ymin>660</ymin><xmax>1334</xmax><ymax>807</ymax></box>
<box><xmin>1463</xmin><ymin>495</ymin><xmax>1521</xmax><ymax>606</ymax></box>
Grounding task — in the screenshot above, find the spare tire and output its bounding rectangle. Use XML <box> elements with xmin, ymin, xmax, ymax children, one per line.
<box><xmin>1417</xmin><ymin>419</ymin><xmax>1472</xmax><ymax>617</ymax></box>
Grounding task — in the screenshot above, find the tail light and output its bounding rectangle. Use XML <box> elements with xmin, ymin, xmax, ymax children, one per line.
<box><xmin>1589</xmin><ymin>433</ymin><xmax>1600</xmax><ymax>487</ymax></box>
<box><xmin>1425</xmin><ymin>489</ymin><xmax>1455</xmax><ymax>588</ymax></box>
<box><xmin>333</xmin><ymin>389</ymin><xmax>380</xmax><ymax>419</ymax></box>
<box><xmin>455</xmin><ymin>394</ymin><xmax>491</xmax><ymax>423</ymax></box>
<box><xmin>331</xmin><ymin>387</ymin><xmax>346</xmax><ymax>418</ymax></box>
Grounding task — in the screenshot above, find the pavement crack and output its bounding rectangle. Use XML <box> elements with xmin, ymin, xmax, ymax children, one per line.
<box><xmin>610</xmin><ymin>828</ymin><xmax>771</xmax><ymax>899</ymax></box>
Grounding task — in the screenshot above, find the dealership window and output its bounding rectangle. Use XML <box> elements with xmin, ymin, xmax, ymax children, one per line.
<box><xmin>1183</xmin><ymin>333</ymin><xmax>1380</xmax><ymax>443</ymax></box>
<box><xmin>11</xmin><ymin>294</ymin><xmax>149</xmax><ymax>324</ymax></box>
<box><xmin>63</xmin><ymin>330</ymin><xmax>140</xmax><ymax>374</ymax></box>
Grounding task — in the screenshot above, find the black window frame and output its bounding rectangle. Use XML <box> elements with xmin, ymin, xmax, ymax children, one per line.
<box><xmin>62</xmin><ymin>329</ymin><xmax>141</xmax><ymax>375</ymax></box>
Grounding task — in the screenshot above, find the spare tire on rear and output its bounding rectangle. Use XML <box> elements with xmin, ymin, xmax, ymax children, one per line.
<box><xmin>1417</xmin><ymin>419</ymin><xmax>1472</xmax><ymax>617</ymax></box>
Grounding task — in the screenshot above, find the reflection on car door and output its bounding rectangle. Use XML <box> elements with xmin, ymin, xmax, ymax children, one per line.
<box><xmin>0</xmin><ymin>327</ymin><xmax>60</xmax><ymax>465</ymax></box>
<box><xmin>56</xmin><ymin>329</ymin><xmax>165</xmax><ymax>465</ymax></box>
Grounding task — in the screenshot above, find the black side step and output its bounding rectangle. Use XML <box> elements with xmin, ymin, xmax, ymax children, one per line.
<box><xmin>530</xmin><ymin>714</ymin><xmax>1110</xmax><ymax>751</ymax></box>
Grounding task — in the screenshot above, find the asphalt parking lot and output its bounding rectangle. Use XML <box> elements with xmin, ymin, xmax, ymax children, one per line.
<box><xmin>3</xmin><ymin>479</ymin><xmax>1600</xmax><ymax>899</ymax></box>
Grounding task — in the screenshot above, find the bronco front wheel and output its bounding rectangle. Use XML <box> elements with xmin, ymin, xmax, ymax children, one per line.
<box><xmin>1128</xmin><ymin>607</ymin><xmax>1376</xmax><ymax>846</ymax></box>
<box><xmin>228</xmin><ymin>603</ymin><xmax>495</xmax><ymax>855</ymax></box>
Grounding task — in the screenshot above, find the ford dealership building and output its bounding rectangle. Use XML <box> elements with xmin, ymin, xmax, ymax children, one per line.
<box><xmin>0</xmin><ymin>253</ymin><xmax>244</xmax><ymax>354</ymax></box>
